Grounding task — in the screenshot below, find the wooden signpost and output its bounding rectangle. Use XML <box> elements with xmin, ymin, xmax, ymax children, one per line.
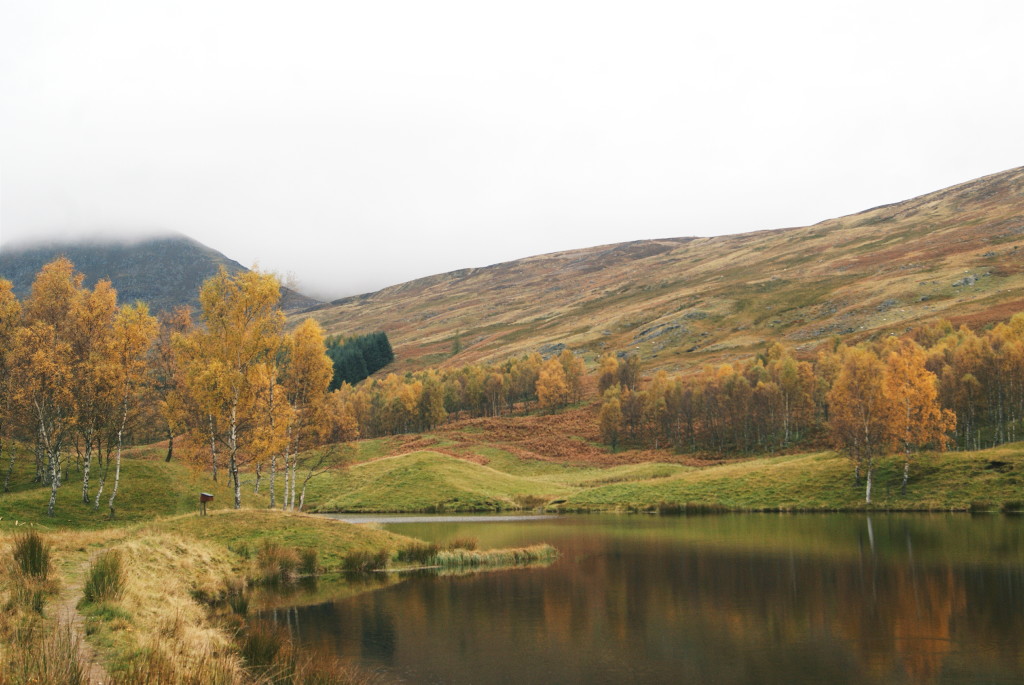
<box><xmin>199</xmin><ymin>492</ymin><xmax>213</xmax><ymax>516</ymax></box>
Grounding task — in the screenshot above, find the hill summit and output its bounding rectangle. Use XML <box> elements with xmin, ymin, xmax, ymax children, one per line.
<box><xmin>0</xmin><ymin>233</ymin><xmax>320</xmax><ymax>313</ymax></box>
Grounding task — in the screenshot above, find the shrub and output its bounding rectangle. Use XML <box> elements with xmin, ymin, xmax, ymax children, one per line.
<box><xmin>83</xmin><ymin>550</ymin><xmax>125</xmax><ymax>604</ymax></box>
<box><xmin>13</xmin><ymin>531</ymin><xmax>51</xmax><ymax>580</ymax></box>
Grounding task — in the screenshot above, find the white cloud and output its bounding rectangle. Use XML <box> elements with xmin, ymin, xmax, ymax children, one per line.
<box><xmin>2</xmin><ymin>0</ymin><xmax>1023</xmax><ymax>298</ymax></box>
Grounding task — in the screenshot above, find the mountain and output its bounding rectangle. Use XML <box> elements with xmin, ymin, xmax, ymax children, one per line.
<box><xmin>303</xmin><ymin>166</ymin><xmax>1024</xmax><ymax>373</ymax></box>
<box><xmin>0</xmin><ymin>233</ymin><xmax>320</xmax><ymax>313</ymax></box>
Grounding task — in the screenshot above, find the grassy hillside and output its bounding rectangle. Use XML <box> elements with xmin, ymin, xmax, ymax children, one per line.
<box><xmin>302</xmin><ymin>166</ymin><xmax>1024</xmax><ymax>374</ymax></box>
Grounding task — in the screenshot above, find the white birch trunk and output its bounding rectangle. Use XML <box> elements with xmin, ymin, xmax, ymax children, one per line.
<box><xmin>108</xmin><ymin>401</ymin><xmax>129</xmax><ymax>518</ymax></box>
<box><xmin>229</xmin><ymin>404</ymin><xmax>241</xmax><ymax>509</ymax></box>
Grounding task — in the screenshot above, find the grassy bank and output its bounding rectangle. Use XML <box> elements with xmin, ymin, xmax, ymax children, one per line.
<box><xmin>302</xmin><ymin>435</ymin><xmax>1024</xmax><ymax>514</ymax></box>
<box><xmin>553</xmin><ymin>446</ymin><xmax>1024</xmax><ymax>512</ymax></box>
<box><xmin>0</xmin><ymin>502</ymin><xmax>562</xmax><ymax>684</ymax></box>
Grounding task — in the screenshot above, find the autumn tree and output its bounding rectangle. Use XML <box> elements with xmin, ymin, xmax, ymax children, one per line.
<box><xmin>558</xmin><ymin>349</ymin><xmax>586</xmax><ymax>404</ymax></box>
<box><xmin>149</xmin><ymin>307</ymin><xmax>193</xmax><ymax>462</ymax></box>
<box><xmin>280</xmin><ymin>318</ymin><xmax>333</xmax><ymax>509</ymax></box>
<box><xmin>70</xmin><ymin>278</ymin><xmax>118</xmax><ymax>505</ymax></box>
<box><xmin>827</xmin><ymin>346</ymin><xmax>897</xmax><ymax>504</ymax></box>
<box><xmin>179</xmin><ymin>268</ymin><xmax>285</xmax><ymax>509</ymax></box>
<box><xmin>597</xmin><ymin>353</ymin><xmax>620</xmax><ymax>395</ymax></box>
<box><xmin>883</xmin><ymin>339</ymin><xmax>955</xmax><ymax>493</ymax></box>
<box><xmin>104</xmin><ymin>302</ymin><xmax>158</xmax><ymax>518</ymax></box>
<box><xmin>536</xmin><ymin>357</ymin><xmax>570</xmax><ymax>412</ymax></box>
<box><xmin>11</xmin><ymin>259</ymin><xmax>85</xmax><ymax>516</ymax></box>
<box><xmin>0</xmin><ymin>281</ymin><xmax>21</xmax><ymax>492</ymax></box>
<box><xmin>599</xmin><ymin>386</ymin><xmax>623</xmax><ymax>451</ymax></box>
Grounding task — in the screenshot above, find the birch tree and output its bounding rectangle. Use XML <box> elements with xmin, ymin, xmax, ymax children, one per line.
<box><xmin>182</xmin><ymin>268</ymin><xmax>284</xmax><ymax>509</ymax></box>
<box><xmin>105</xmin><ymin>302</ymin><xmax>158</xmax><ymax>518</ymax></box>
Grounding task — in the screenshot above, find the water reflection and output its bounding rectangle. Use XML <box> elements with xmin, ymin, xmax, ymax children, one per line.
<box><xmin>261</xmin><ymin>514</ymin><xmax>1024</xmax><ymax>684</ymax></box>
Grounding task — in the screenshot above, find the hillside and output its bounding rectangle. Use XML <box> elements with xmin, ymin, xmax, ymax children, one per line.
<box><xmin>304</xmin><ymin>166</ymin><xmax>1024</xmax><ymax>373</ymax></box>
<box><xmin>0</xmin><ymin>233</ymin><xmax>320</xmax><ymax>313</ymax></box>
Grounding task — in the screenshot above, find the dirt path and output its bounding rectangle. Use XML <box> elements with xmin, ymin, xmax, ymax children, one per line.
<box><xmin>56</xmin><ymin>557</ymin><xmax>111</xmax><ymax>684</ymax></box>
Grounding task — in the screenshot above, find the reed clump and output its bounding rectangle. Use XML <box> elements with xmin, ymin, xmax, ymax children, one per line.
<box><xmin>433</xmin><ymin>544</ymin><xmax>558</xmax><ymax>569</ymax></box>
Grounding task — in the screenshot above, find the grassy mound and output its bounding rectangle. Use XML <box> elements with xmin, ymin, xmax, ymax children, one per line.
<box><xmin>0</xmin><ymin>447</ymin><xmax>265</xmax><ymax>530</ymax></box>
<box><xmin>308</xmin><ymin>451</ymin><xmax>574</xmax><ymax>513</ymax></box>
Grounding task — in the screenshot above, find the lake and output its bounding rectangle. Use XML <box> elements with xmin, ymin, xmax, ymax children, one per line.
<box><xmin>260</xmin><ymin>514</ymin><xmax>1024</xmax><ymax>684</ymax></box>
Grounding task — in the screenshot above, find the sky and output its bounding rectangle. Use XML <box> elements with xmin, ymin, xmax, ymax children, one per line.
<box><xmin>1</xmin><ymin>1</ymin><xmax>1023</xmax><ymax>300</ymax></box>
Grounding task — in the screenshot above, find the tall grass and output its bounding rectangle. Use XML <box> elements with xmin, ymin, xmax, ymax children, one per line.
<box><xmin>255</xmin><ymin>541</ymin><xmax>300</xmax><ymax>584</ymax></box>
<box><xmin>83</xmin><ymin>549</ymin><xmax>125</xmax><ymax>603</ymax></box>
<box><xmin>4</xmin><ymin>619</ymin><xmax>86</xmax><ymax>685</ymax></box>
<box><xmin>13</xmin><ymin>531</ymin><xmax>51</xmax><ymax>580</ymax></box>
<box><xmin>113</xmin><ymin>645</ymin><xmax>238</xmax><ymax>685</ymax></box>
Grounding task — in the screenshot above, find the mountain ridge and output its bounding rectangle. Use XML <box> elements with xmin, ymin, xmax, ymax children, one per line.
<box><xmin>303</xmin><ymin>165</ymin><xmax>1024</xmax><ymax>374</ymax></box>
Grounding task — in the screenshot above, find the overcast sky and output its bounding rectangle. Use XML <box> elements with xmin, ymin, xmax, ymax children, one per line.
<box><xmin>1</xmin><ymin>1</ymin><xmax>1022</xmax><ymax>299</ymax></box>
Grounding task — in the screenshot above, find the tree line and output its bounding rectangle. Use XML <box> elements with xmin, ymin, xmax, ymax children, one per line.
<box><xmin>596</xmin><ymin>317</ymin><xmax>1024</xmax><ymax>503</ymax></box>
<box><xmin>333</xmin><ymin>348</ymin><xmax>586</xmax><ymax>438</ymax></box>
<box><xmin>325</xmin><ymin>331</ymin><xmax>394</xmax><ymax>389</ymax></box>
<box><xmin>0</xmin><ymin>259</ymin><xmax>364</xmax><ymax>516</ymax></box>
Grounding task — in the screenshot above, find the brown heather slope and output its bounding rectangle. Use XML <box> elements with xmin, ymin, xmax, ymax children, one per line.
<box><xmin>303</xmin><ymin>166</ymin><xmax>1024</xmax><ymax>373</ymax></box>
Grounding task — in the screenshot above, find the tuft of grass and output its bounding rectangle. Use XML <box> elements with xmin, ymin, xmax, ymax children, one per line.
<box><xmin>395</xmin><ymin>542</ymin><xmax>439</xmax><ymax>565</ymax></box>
<box><xmin>240</xmin><ymin>619</ymin><xmax>288</xmax><ymax>668</ymax></box>
<box><xmin>13</xmin><ymin>531</ymin><xmax>51</xmax><ymax>580</ymax></box>
<box><xmin>342</xmin><ymin>549</ymin><xmax>391</xmax><ymax>574</ymax></box>
<box><xmin>83</xmin><ymin>549</ymin><xmax>125</xmax><ymax>604</ymax></box>
<box><xmin>298</xmin><ymin>547</ymin><xmax>319</xmax><ymax>576</ymax></box>
<box><xmin>255</xmin><ymin>541</ymin><xmax>300</xmax><ymax>585</ymax></box>
<box><xmin>445</xmin><ymin>537</ymin><xmax>478</xmax><ymax>551</ymax></box>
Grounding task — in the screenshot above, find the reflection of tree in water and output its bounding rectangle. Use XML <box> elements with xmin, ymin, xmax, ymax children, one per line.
<box><xmin>360</xmin><ymin>603</ymin><xmax>397</xmax><ymax>662</ymax></box>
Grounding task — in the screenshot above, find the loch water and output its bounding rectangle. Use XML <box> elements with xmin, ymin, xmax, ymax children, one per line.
<box><xmin>260</xmin><ymin>514</ymin><xmax>1024</xmax><ymax>684</ymax></box>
